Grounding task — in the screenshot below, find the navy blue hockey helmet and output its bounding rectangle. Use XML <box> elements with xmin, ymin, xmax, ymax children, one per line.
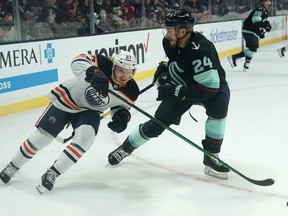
<box><xmin>164</xmin><ymin>9</ymin><xmax>195</xmax><ymax>32</ymax></box>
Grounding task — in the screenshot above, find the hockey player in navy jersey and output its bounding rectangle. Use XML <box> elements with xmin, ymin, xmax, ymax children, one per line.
<box><xmin>228</xmin><ymin>0</ymin><xmax>271</xmax><ymax>71</ymax></box>
<box><xmin>107</xmin><ymin>9</ymin><xmax>231</xmax><ymax>180</ymax></box>
<box><xmin>0</xmin><ymin>50</ymin><xmax>139</xmax><ymax>193</ymax></box>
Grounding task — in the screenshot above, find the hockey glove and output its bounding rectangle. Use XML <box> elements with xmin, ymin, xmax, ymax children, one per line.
<box><xmin>157</xmin><ymin>84</ymin><xmax>185</xmax><ymax>102</ymax></box>
<box><xmin>259</xmin><ymin>29</ymin><xmax>265</xmax><ymax>39</ymax></box>
<box><xmin>264</xmin><ymin>21</ymin><xmax>271</xmax><ymax>32</ymax></box>
<box><xmin>108</xmin><ymin>109</ymin><xmax>131</xmax><ymax>133</ymax></box>
<box><xmin>85</xmin><ymin>66</ymin><xmax>109</xmax><ymax>97</ymax></box>
<box><xmin>153</xmin><ymin>61</ymin><xmax>169</xmax><ymax>85</ymax></box>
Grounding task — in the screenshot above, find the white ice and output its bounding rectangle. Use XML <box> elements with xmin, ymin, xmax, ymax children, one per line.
<box><xmin>1</xmin><ymin>41</ymin><xmax>288</xmax><ymax>216</ymax></box>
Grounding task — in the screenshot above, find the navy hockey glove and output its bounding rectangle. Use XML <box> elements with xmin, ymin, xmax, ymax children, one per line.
<box><xmin>85</xmin><ymin>66</ymin><xmax>97</xmax><ymax>83</ymax></box>
<box><xmin>259</xmin><ymin>29</ymin><xmax>265</xmax><ymax>39</ymax></box>
<box><xmin>153</xmin><ymin>61</ymin><xmax>169</xmax><ymax>85</ymax></box>
<box><xmin>108</xmin><ymin>109</ymin><xmax>131</xmax><ymax>133</ymax></box>
<box><xmin>85</xmin><ymin>66</ymin><xmax>109</xmax><ymax>97</ymax></box>
<box><xmin>264</xmin><ymin>21</ymin><xmax>271</xmax><ymax>32</ymax></box>
<box><xmin>157</xmin><ymin>84</ymin><xmax>185</xmax><ymax>102</ymax></box>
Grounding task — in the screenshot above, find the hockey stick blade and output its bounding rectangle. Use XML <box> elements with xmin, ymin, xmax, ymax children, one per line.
<box><xmin>230</xmin><ymin>169</ymin><xmax>275</xmax><ymax>186</ymax></box>
<box><xmin>108</xmin><ymin>89</ymin><xmax>275</xmax><ymax>187</ymax></box>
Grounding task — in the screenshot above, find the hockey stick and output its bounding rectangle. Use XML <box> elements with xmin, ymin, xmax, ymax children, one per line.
<box><xmin>108</xmin><ymin>89</ymin><xmax>275</xmax><ymax>187</ymax></box>
<box><xmin>98</xmin><ymin>83</ymin><xmax>154</xmax><ymax>119</ymax></box>
<box><xmin>55</xmin><ymin>82</ymin><xmax>155</xmax><ymax>144</ymax></box>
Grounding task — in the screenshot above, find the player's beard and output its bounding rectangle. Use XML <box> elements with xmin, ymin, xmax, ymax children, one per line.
<box><xmin>168</xmin><ymin>38</ymin><xmax>178</xmax><ymax>48</ymax></box>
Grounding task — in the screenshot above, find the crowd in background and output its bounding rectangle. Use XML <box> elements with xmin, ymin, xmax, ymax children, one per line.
<box><xmin>0</xmin><ymin>0</ymin><xmax>288</xmax><ymax>43</ymax></box>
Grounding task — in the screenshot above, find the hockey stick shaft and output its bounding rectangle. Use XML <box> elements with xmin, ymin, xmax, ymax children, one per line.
<box><xmin>139</xmin><ymin>83</ymin><xmax>154</xmax><ymax>94</ymax></box>
<box><xmin>55</xmin><ymin>82</ymin><xmax>155</xmax><ymax>144</ymax></box>
<box><xmin>100</xmin><ymin>83</ymin><xmax>154</xmax><ymax>119</ymax></box>
<box><xmin>108</xmin><ymin>89</ymin><xmax>275</xmax><ymax>187</ymax></box>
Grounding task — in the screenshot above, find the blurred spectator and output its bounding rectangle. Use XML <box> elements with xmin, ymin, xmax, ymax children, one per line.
<box><xmin>77</xmin><ymin>11</ymin><xmax>109</xmax><ymax>35</ymax></box>
<box><xmin>156</xmin><ymin>0</ymin><xmax>168</xmax><ymax>11</ymax></box>
<box><xmin>0</xmin><ymin>13</ymin><xmax>16</xmax><ymax>42</ymax></box>
<box><xmin>55</xmin><ymin>0</ymin><xmax>78</xmax><ymax>24</ymax></box>
<box><xmin>120</xmin><ymin>0</ymin><xmax>135</xmax><ymax>21</ymax></box>
<box><xmin>43</xmin><ymin>0</ymin><xmax>57</xmax><ymax>7</ymax></box>
<box><xmin>131</xmin><ymin>0</ymin><xmax>141</xmax><ymax>18</ymax></box>
<box><xmin>145</xmin><ymin>0</ymin><xmax>157</xmax><ymax>16</ymax></box>
<box><xmin>101</xmin><ymin>0</ymin><xmax>112</xmax><ymax>12</ymax></box>
<box><xmin>110</xmin><ymin>0</ymin><xmax>124</xmax><ymax>19</ymax></box>
<box><xmin>94</xmin><ymin>0</ymin><xmax>104</xmax><ymax>13</ymax></box>
<box><xmin>196</xmin><ymin>0</ymin><xmax>209</xmax><ymax>11</ymax></box>
<box><xmin>0</xmin><ymin>1</ymin><xmax>9</xmax><ymax>18</ymax></box>
<box><xmin>19</xmin><ymin>0</ymin><xmax>38</xmax><ymax>18</ymax></box>
<box><xmin>184</xmin><ymin>0</ymin><xmax>207</xmax><ymax>12</ymax></box>
<box><xmin>4</xmin><ymin>0</ymin><xmax>38</xmax><ymax>19</ymax></box>
<box><xmin>77</xmin><ymin>0</ymin><xmax>89</xmax><ymax>20</ymax></box>
<box><xmin>107</xmin><ymin>7</ymin><xmax>128</xmax><ymax>30</ymax></box>
<box><xmin>166</xmin><ymin>0</ymin><xmax>179</xmax><ymax>10</ymax></box>
<box><xmin>184</xmin><ymin>0</ymin><xmax>208</xmax><ymax>23</ymax></box>
<box><xmin>211</xmin><ymin>0</ymin><xmax>229</xmax><ymax>17</ymax></box>
<box><xmin>145</xmin><ymin>11</ymin><xmax>159</xmax><ymax>27</ymax></box>
<box><xmin>234</xmin><ymin>0</ymin><xmax>251</xmax><ymax>13</ymax></box>
<box><xmin>21</xmin><ymin>10</ymin><xmax>36</xmax><ymax>40</ymax></box>
<box><xmin>2</xmin><ymin>1</ymin><xmax>16</xmax><ymax>13</ymax></box>
<box><xmin>31</xmin><ymin>6</ymin><xmax>55</xmax><ymax>39</ymax></box>
<box><xmin>97</xmin><ymin>8</ymin><xmax>115</xmax><ymax>32</ymax></box>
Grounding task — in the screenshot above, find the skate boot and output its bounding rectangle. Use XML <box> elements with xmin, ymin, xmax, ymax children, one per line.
<box><xmin>203</xmin><ymin>153</ymin><xmax>230</xmax><ymax>180</ymax></box>
<box><xmin>278</xmin><ymin>47</ymin><xmax>286</xmax><ymax>58</ymax></box>
<box><xmin>227</xmin><ymin>55</ymin><xmax>237</xmax><ymax>68</ymax></box>
<box><xmin>0</xmin><ymin>162</ymin><xmax>19</xmax><ymax>184</ymax></box>
<box><xmin>243</xmin><ymin>60</ymin><xmax>250</xmax><ymax>72</ymax></box>
<box><xmin>36</xmin><ymin>168</ymin><xmax>59</xmax><ymax>194</ymax></box>
<box><xmin>108</xmin><ymin>139</ymin><xmax>136</xmax><ymax>165</ymax></box>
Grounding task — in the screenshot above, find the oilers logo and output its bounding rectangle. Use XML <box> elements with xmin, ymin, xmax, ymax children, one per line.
<box><xmin>85</xmin><ymin>87</ymin><xmax>110</xmax><ymax>106</ymax></box>
<box><xmin>113</xmin><ymin>83</ymin><xmax>119</xmax><ymax>90</ymax></box>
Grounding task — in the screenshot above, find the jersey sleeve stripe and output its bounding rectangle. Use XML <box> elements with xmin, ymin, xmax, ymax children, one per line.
<box><xmin>72</xmin><ymin>54</ymin><xmax>91</xmax><ymax>62</ymax></box>
<box><xmin>193</xmin><ymin>69</ymin><xmax>220</xmax><ymax>89</ymax></box>
<box><xmin>196</xmin><ymin>83</ymin><xmax>219</xmax><ymax>93</ymax></box>
<box><xmin>54</xmin><ymin>87</ymin><xmax>81</xmax><ymax>110</ymax></box>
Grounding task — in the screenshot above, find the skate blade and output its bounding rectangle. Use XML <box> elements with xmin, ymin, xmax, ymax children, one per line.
<box><xmin>105</xmin><ymin>163</ymin><xmax>119</xmax><ymax>168</ymax></box>
<box><xmin>227</xmin><ymin>56</ymin><xmax>235</xmax><ymax>68</ymax></box>
<box><xmin>105</xmin><ymin>163</ymin><xmax>112</xmax><ymax>167</ymax></box>
<box><xmin>36</xmin><ymin>184</ymin><xmax>48</xmax><ymax>194</ymax></box>
<box><xmin>204</xmin><ymin>166</ymin><xmax>228</xmax><ymax>180</ymax></box>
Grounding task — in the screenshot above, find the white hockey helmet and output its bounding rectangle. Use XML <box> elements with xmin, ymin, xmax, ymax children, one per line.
<box><xmin>112</xmin><ymin>50</ymin><xmax>137</xmax><ymax>71</ymax></box>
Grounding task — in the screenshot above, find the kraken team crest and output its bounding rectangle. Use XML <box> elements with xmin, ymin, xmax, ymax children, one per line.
<box><xmin>85</xmin><ymin>87</ymin><xmax>110</xmax><ymax>106</ymax></box>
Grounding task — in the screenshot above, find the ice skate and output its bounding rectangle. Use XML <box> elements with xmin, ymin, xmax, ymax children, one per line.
<box><xmin>203</xmin><ymin>153</ymin><xmax>229</xmax><ymax>180</ymax></box>
<box><xmin>243</xmin><ymin>61</ymin><xmax>250</xmax><ymax>72</ymax></box>
<box><xmin>0</xmin><ymin>162</ymin><xmax>19</xmax><ymax>184</ymax></box>
<box><xmin>108</xmin><ymin>141</ymin><xmax>135</xmax><ymax>165</ymax></box>
<box><xmin>227</xmin><ymin>55</ymin><xmax>237</xmax><ymax>68</ymax></box>
<box><xmin>277</xmin><ymin>47</ymin><xmax>286</xmax><ymax>58</ymax></box>
<box><xmin>36</xmin><ymin>168</ymin><xmax>58</xmax><ymax>194</ymax></box>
